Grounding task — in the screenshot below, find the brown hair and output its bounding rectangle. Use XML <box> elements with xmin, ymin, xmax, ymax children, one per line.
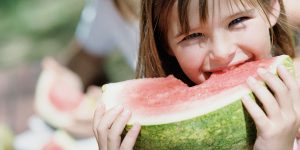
<box><xmin>136</xmin><ymin>0</ymin><xmax>295</xmax><ymax>85</ymax></box>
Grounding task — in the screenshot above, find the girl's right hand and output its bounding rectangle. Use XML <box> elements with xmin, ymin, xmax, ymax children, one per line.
<box><xmin>242</xmin><ymin>66</ymin><xmax>300</xmax><ymax>150</ymax></box>
<box><xmin>93</xmin><ymin>105</ymin><xmax>141</xmax><ymax>150</ymax></box>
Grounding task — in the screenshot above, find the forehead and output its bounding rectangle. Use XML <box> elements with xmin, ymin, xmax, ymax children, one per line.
<box><xmin>169</xmin><ymin>0</ymin><xmax>257</xmax><ymax>33</ymax></box>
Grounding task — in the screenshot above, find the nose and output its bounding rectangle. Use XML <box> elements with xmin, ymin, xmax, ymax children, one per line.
<box><xmin>208</xmin><ymin>32</ymin><xmax>235</xmax><ymax>64</ymax></box>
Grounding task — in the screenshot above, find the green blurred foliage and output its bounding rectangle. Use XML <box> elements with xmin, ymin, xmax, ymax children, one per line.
<box><xmin>0</xmin><ymin>0</ymin><xmax>19</xmax><ymax>10</ymax></box>
<box><xmin>0</xmin><ymin>0</ymin><xmax>84</xmax><ymax>68</ymax></box>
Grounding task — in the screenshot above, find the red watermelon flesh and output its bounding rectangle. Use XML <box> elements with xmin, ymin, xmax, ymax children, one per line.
<box><xmin>121</xmin><ymin>58</ymin><xmax>269</xmax><ymax>112</ymax></box>
<box><xmin>49</xmin><ymin>81</ymin><xmax>84</xmax><ymax>112</ymax></box>
<box><xmin>101</xmin><ymin>55</ymin><xmax>293</xmax><ymax>125</ymax></box>
<box><xmin>42</xmin><ymin>131</ymin><xmax>75</xmax><ymax>150</ymax></box>
<box><xmin>42</xmin><ymin>138</ymin><xmax>63</xmax><ymax>150</ymax></box>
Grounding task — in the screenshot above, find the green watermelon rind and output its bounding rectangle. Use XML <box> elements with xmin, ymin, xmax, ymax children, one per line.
<box><xmin>118</xmin><ymin>55</ymin><xmax>294</xmax><ymax>150</ymax></box>
<box><xmin>125</xmin><ymin>98</ymin><xmax>256</xmax><ymax>150</ymax></box>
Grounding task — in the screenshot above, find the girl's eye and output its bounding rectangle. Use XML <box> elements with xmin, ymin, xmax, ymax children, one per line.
<box><xmin>181</xmin><ymin>33</ymin><xmax>205</xmax><ymax>42</ymax></box>
<box><xmin>228</xmin><ymin>16</ymin><xmax>250</xmax><ymax>27</ymax></box>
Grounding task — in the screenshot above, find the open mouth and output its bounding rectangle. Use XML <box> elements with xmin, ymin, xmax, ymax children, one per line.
<box><xmin>204</xmin><ymin>57</ymin><xmax>255</xmax><ymax>80</ymax></box>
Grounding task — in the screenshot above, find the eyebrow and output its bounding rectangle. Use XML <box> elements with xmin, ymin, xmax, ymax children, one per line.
<box><xmin>223</xmin><ymin>8</ymin><xmax>255</xmax><ymax>24</ymax></box>
<box><xmin>174</xmin><ymin>8</ymin><xmax>255</xmax><ymax>39</ymax></box>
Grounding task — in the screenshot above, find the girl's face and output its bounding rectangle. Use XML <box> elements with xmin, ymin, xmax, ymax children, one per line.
<box><xmin>167</xmin><ymin>0</ymin><xmax>280</xmax><ymax>84</ymax></box>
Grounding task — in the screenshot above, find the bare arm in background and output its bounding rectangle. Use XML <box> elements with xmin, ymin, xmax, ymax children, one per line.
<box><xmin>40</xmin><ymin>0</ymin><xmax>141</xmax><ymax>138</ymax></box>
<box><xmin>64</xmin><ymin>40</ymin><xmax>109</xmax><ymax>90</ymax></box>
<box><xmin>64</xmin><ymin>0</ymin><xmax>140</xmax><ymax>90</ymax></box>
<box><xmin>284</xmin><ymin>0</ymin><xmax>300</xmax><ymax>30</ymax></box>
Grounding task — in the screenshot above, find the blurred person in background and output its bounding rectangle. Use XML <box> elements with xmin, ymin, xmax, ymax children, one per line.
<box><xmin>13</xmin><ymin>0</ymin><xmax>140</xmax><ymax>149</ymax></box>
<box><xmin>284</xmin><ymin>0</ymin><xmax>300</xmax><ymax>95</ymax></box>
<box><xmin>283</xmin><ymin>0</ymin><xmax>300</xmax><ymax>56</ymax></box>
<box><xmin>65</xmin><ymin>0</ymin><xmax>140</xmax><ymax>89</ymax></box>
<box><xmin>284</xmin><ymin>0</ymin><xmax>300</xmax><ymax>31</ymax></box>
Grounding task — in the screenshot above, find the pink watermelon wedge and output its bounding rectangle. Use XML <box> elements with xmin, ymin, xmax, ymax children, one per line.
<box><xmin>42</xmin><ymin>131</ymin><xmax>75</xmax><ymax>150</ymax></box>
<box><xmin>34</xmin><ymin>58</ymin><xmax>96</xmax><ymax>129</ymax></box>
<box><xmin>100</xmin><ymin>55</ymin><xmax>295</xmax><ymax>149</ymax></box>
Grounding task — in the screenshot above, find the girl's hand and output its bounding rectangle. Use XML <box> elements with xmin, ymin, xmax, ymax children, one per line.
<box><xmin>93</xmin><ymin>104</ymin><xmax>141</xmax><ymax>150</ymax></box>
<box><xmin>242</xmin><ymin>65</ymin><xmax>300</xmax><ymax>150</ymax></box>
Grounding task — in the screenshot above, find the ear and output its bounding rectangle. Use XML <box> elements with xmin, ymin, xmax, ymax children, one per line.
<box><xmin>267</xmin><ymin>0</ymin><xmax>281</xmax><ymax>27</ymax></box>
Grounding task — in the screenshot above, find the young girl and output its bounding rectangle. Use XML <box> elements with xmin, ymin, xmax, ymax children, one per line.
<box><xmin>93</xmin><ymin>0</ymin><xmax>300</xmax><ymax>149</ymax></box>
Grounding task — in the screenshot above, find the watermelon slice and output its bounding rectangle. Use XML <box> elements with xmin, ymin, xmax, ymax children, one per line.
<box><xmin>34</xmin><ymin>58</ymin><xmax>96</xmax><ymax>128</ymax></box>
<box><xmin>100</xmin><ymin>55</ymin><xmax>295</xmax><ymax>149</ymax></box>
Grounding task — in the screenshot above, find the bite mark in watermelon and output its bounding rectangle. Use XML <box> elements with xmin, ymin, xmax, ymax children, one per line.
<box><xmin>100</xmin><ymin>55</ymin><xmax>295</xmax><ymax>149</ymax></box>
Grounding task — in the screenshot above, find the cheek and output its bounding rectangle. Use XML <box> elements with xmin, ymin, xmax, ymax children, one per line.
<box><xmin>236</xmin><ymin>25</ymin><xmax>272</xmax><ymax>58</ymax></box>
<box><xmin>173</xmin><ymin>45</ymin><xmax>207</xmax><ymax>81</ymax></box>
<box><xmin>250</xmin><ymin>38</ymin><xmax>271</xmax><ymax>59</ymax></box>
<box><xmin>176</xmin><ymin>45</ymin><xmax>205</xmax><ymax>68</ymax></box>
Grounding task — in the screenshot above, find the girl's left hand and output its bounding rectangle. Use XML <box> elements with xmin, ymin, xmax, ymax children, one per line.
<box><xmin>242</xmin><ymin>65</ymin><xmax>300</xmax><ymax>150</ymax></box>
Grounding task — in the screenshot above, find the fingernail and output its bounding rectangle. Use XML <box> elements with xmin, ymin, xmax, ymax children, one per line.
<box><xmin>132</xmin><ymin>124</ymin><xmax>141</xmax><ymax>132</ymax></box>
<box><xmin>257</xmin><ymin>68</ymin><xmax>267</xmax><ymax>75</ymax></box>
<box><xmin>247</xmin><ymin>76</ymin><xmax>257</xmax><ymax>85</ymax></box>
<box><xmin>278</xmin><ymin>64</ymin><xmax>287</xmax><ymax>74</ymax></box>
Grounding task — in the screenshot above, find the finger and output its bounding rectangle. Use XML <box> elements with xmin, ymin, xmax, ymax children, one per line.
<box><xmin>257</xmin><ymin>68</ymin><xmax>293</xmax><ymax>112</ymax></box>
<box><xmin>86</xmin><ymin>86</ymin><xmax>102</xmax><ymax>99</ymax></box>
<box><xmin>96</xmin><ymin>88</ymin><xmax>103</xmax><ymax>106</ymax></box>
<box><xmin>120</xmin><ymin>124</ymin><xmax>141</xmax><ymax>150</ymax></box>
<box><xmin>278</xmin><ymin>65</ymin><xmax>300</xmax><ymax>127</ymax></box>
<box><xmin>246</xmin><ymin>76</ymin><xmax>280</xmax><ymax>119</ymax></box>
<box><xmin>242</xmin><ymin>95</ymin><xmax>269</xmax><ymax>130</ymax></box>
<box><xmin>98</xmin><ymin>106</ymin><xmax>124</xmax><ymax>149</ymax></box>
<box><xmin>100</xmin><ymin>106</ymin><xmax>124</xmax><ymax>129</ymax></box>
<box><xmin>93</xmin><ymin>104</ymin><xmax>105</xmax><ymax>141</ymax></box>
<box><xmin>278</xmin><ymin>65</ymin><xmax>300</xmax><ymax>106</ymax></box>
<box><xmin>277</xmin><ymin>65</ymin><xmax>297</xmax><ymax>89</ymax></box>
<box><xmin>42</xmin><ymin>57</ymin><xmax>64</xmax><ymax>74</ymax></box>
<box><xmin>42</xmin><ymin>57</ymin><xmax>57</xmax><ymax>70</ymax></box>
<box><xmin>108</xmin><ymin>109</ymin><xmax>132</xmax><ymax>150</ymax></box>
<box><xmin>294</xmin><ymin>58</ymin><xmax>300</xmax><ymax>87</ymax></box>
